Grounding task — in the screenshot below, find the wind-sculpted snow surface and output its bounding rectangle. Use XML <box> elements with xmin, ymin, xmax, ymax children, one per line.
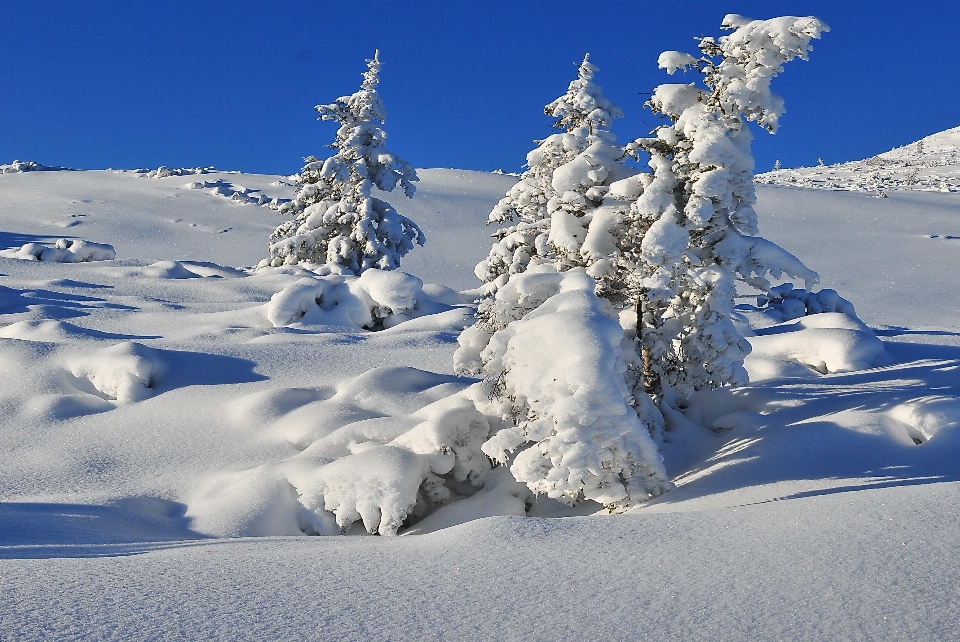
<box><xmin>2</xmin><ymin>163</ymin><xmax>960</xmax><ymax>640</ymax></box>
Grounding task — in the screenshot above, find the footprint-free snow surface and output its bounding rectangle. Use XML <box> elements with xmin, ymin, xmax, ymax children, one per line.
<box><xmin>2</xmin><ymin>166</ymin><xmax>959</xmax><ymax>641</ymax></box>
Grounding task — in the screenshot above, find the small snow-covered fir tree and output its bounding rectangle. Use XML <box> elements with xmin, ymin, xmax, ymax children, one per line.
<box><xmin>629</xmin><ymin>14</ymin><xmax>827</xmax><ymax>397</ymax></box>
<box><xmin>475</xmin><ymin>54</ymin><xmax>626</xmax><ymax>292</ymax></box>
<box><xmin>265</xmin><ymin>51</ymin><xmax>424</xmax><ymax>273</ymax></box>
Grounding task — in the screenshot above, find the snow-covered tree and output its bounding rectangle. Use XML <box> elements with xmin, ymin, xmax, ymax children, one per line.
<box><xmin>628</xmin><ymin>14</ymin><xmax>827</xmax><ymax>397</ymax></box>
<box><xmin>456</xmin><ymin>57</ymin><xmax>671</xmax><ymax>510</ymax></box>
<box><xmin>264</xmin><ymin>51</ymin><xmax>424</xmax><ymax>273</ymax></box>
<box><xmin>457</xmin><ymin>270</ymin><xmax>672</xmax><ymax>510</ymax></box>
<box><xmin>475</xmin><ymin>54</ymin><xmax>626</xmax><ymax>292</ymax></box>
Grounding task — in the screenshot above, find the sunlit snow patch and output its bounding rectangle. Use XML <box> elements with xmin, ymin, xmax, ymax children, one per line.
<box><xmin>746</xmin><ymin>312</ymin><xmax>887</xmax><ymax>377</ymax></box>
<box><xmin>65</xmin><ymin>341</ymin><xmax>166</xmax><ymax>403</ymax></box>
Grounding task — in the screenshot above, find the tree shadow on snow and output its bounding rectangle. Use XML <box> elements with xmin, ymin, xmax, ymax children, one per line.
<box><xmin>0</xmin><ymin>497</ymin><xmax>212</xmax><ymax>559</ymax></box>
<box><xmin>659</xmin><ymin>345</ymin><xmax>960</xmax><ymax>507</ymax></box>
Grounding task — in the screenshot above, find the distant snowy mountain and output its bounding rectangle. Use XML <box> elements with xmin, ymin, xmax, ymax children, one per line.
<box><xmin>756</xmin><ymin>126</ymin><xmax>960</xmax><ymax>194</ymax></box>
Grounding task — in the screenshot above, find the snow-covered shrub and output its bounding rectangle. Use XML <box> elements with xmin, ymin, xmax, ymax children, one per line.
<box><xmin>0</xmin><ymin>160</ymin><xmax>65</xmax><ymax>173</ymax></box>
<box><xmin>458</xmin><ymin>270</ymin><xmax>671</xmax><ymax>510</ymax></box>
<box><xmin>747</xmin><ymin>313</ymin><xmax>886</xmax><ymax>375</ymax></box>
<box><xmin>187</xmin><ymin>179</ymin><xmax>287</xmax><ymax>209</ymax></box>
<box><xmin>138</xmin><ymin>166</ymin><xmax>216</xmax><ymax>179</ymax></box>
<box><xmin>295</xmin><ymin>394</ymin><xmax>493</xmax><ymax>535</ymax></box>
<box><xmin>476</xmin><ymin>54</ymin><xmax>630</xmax><ymax>293</ymax></box>
<box><xmin>65</xmin><ymin>342</ymin><xmax>165</xmax><ymax>403</ymax></box>
<box><xmin>264</xmin><ymin>50</ymin><xmax>424</xmax><ymax>273</ymax></box>
<box><xmin>0</xmin><ymin>238</ymin><xmax>116</xmax><ymax>262</ymax></box>
<box><xmin>627</xmin><ymin>14</ymin><xmax>828</xmax><ymax>396</ymax></box>
<box><xmin>756</xmin><ymin>283</ymin><xmax>856</xmax><ymax>322</ymax></box>
<box><xmin>264</xmin><ymin>269</ymin><xmax>461</xmax><ymax>331</ymax></box>
<box><xmin>190</xmin><ymin>372</ymin><xmax>495</xmax><ymax>537</ymax></box>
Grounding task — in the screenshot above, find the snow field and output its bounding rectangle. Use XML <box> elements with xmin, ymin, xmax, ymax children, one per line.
<box><xmin>5</xmin><ymin>483</ymin><xmax>959</xmax><ymax>642</ymax></box>
<box><xmin>1</xmin><ymin>165</ymin><xmax>959</xmax><ymax>640</ymax></box>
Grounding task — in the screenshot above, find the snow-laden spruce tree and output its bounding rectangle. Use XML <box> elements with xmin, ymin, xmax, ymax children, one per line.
<box><xmin>475</xmin><ymin>54</ymin><xmax>627</xmax><ymax>292</ymax></box>
<box><xmin>457</xmin><ymin>57</ymin><xmax>672</xmax><ymax>511</ymax></box>
<box><xmin>628</xmin><ymin>14</ymin><xmax>827</xmax><ymax>397</ymax></box>
<box><xmin>264</xmin><ymin>50</ymin><xmax>424</xmax><ymax>273</ymax></box>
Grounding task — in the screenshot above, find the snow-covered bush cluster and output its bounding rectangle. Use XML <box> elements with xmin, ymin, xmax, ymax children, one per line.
<box><xmin>137</xmin><ymin>166</ymin><xmax>217</xmax><ymax>179</ymax></box>
<box><xmin>0</xmin><ymin>238</ymin><xmax>116</xmax><ymax>262</ymax></box>
<box><xmin>187</xmin><ymin>179</ymin><xmax>287</xmax><ymax>208</ymax></box>
<box><xmin>0</xmin><ymin>160</ymin><xmax>65</xmax><ymax>173</ymax></box>
<box><xmin>189</xmin><ymin>368</ymin><xmax>500</xmax><ymax>537</ymax></box>
<box><xmin>264</xmin><ymin>50</ymin><xmax>423</xmax><ymax>272</ymax></box>
<box><xmin>756</xmin><ymin>283</ymin><xmax>855</xmax><ymax>323</ymax></box>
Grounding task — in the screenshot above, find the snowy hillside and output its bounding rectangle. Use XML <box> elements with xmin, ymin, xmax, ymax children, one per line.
<box><xmin>2</xmin><ymin>166</ymin><xmax>959</xmax><ymax>640</ymax></box>
<box><xmin>756</xmin><ymin>126</ymin><xmax>960</xmax><ymax>195</ymax></box>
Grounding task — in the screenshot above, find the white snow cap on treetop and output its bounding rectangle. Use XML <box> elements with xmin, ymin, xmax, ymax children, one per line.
<box><xmin>545</xmin><ymin>53</ymin><xmax>623</xmax><ymax>133</ymax></box>
<box><xmin>316</xmin><ymin>49</ymin><xmax>387</xmax><ymax>125</ymax></box>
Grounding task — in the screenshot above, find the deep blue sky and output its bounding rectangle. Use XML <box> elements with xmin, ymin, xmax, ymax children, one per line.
<box><xmin>2</xmin><ymin>1</ymin><xmax>958</xmax><ymax>175</ymax></box>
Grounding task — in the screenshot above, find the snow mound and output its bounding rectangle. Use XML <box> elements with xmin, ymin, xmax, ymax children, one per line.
<box><xmin>264</xmin><ymin>269</ymin><xmax>466</xmax><ymax>331</ymax></box>
<box><xmin>186</xmin><ymin>465</ymin><xmax>305</xmax><ymax>537</ymax></box>
<box><xmin>0</xmin><ymin>238</ymin><xmax>116</xmax><ymax>262</ymax></box>
<box><xmin>0</xmin><ymin>319</ymin><xmax>110</xmax><ymax>342</ymax></box>
<box><xmin>886</xmin><ymin>395</ymin><xmax>960</xmax><ymax>446</ymax></box>
<box><xmin>141</xmin><ymin>260</ymin><xmax>201</xmax><ymax>279</ymax></box>
<box><xmin>746</xmin><ymin>312</ymin><xmax>887</xmax><ymax>376</ymax></box>
<box><xmin>188</xmin><ymin>368</ymin><xmax>494</xmax><ymax>537</ymax></box>
<box><xmin>65</xmin><ymin>341</ymin><xmax>166</xmax><ymax>403</ymax></box>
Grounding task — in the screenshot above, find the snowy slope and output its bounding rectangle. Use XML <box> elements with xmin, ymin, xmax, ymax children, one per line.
<box><xmin>1</xmin><ymin>166</ymin><xmax>958</xmax><ymax>641</ymax></box>
<box><xmin>756</xmin><ymin>126</ymin><xmax>960</xmax><ymax>194</ymax></box>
